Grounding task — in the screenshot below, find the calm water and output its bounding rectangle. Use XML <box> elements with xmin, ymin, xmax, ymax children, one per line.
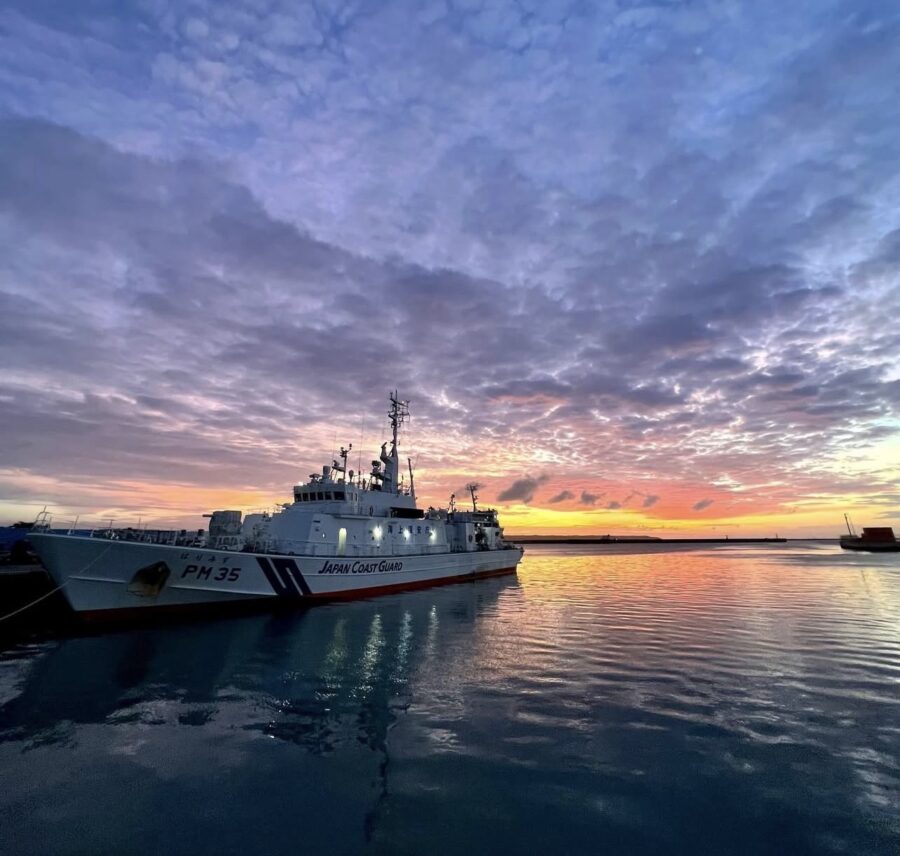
<box><xmin>1</xmin><ymin>543</ymin><xmax>899</xmax><ymax>855</ymax></box>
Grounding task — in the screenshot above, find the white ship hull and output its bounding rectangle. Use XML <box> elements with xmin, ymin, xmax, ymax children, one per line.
<box><xmin>29</xmin><ymin>534</ymin><xmax>523</xmax><ymax>621</ymax></box>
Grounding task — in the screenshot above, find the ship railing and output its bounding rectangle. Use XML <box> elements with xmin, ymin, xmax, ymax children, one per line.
<box><xmin>41</xmin><ymin>519</ymin><xmax>208</xmax><ymax>547</ymax></box>
<box><xmin>45</xmin><ymin>517</ymin><xmax>122</xmax><ymax>537</ymax></box>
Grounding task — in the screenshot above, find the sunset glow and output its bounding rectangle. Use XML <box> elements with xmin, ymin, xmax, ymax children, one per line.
<box><xmin>1</xmin><ymin>1</ymin><xmax>898</xmax><ymax>537</ymax></box>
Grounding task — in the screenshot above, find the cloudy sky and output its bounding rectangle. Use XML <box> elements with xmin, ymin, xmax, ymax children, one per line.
<box><xmin>1</xmin><ymin>0</ymin><xmax>898</xmax><ymax>535</ymax></box>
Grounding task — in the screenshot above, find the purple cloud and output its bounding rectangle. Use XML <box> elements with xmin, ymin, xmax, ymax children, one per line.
<box><xmin>0</xmin><ymin>1</ymin><xmax>898</xmax><ymax>532</ymax></box>
<box><xmin>497</xmin><ymin>475</ymin><xmax>549</xmax><ymax>504</ymax></box>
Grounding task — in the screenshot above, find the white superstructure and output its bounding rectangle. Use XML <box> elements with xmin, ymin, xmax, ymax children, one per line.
<box><xmin>29</xmin><ymin>393</ymin><xmax>523</xmax><ymax>621</ymax></box>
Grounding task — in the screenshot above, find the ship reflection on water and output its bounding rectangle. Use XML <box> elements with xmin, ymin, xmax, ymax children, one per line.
<box><xmin>0</xmin><ymin>577</ymin><xmax>521</xmax><ymax>854</ymax></box>
<box><xmin>1</xmin><ymin>545</ymin><xmax>899</xmax><ymax>855</ymax></box>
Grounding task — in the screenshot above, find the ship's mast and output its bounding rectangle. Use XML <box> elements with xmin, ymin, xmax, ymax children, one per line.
<box><xmin>408</xmin><ymin>457</ymin><xmax>416</xmax><ymax>501</ymax></box>
<box><xmin>333</xmin><ymin>444</ymin><xmax>352</xmax><ymax>483</ymax></box>
<box><xmin>466</xmin><ymin>482</ymin><xmax>480</xmax><ymax>512</ymax></box>
<box><xmin>387</xmin><ymin>391</ymin><xmax>410</xmax><ymax>496</ymax></box>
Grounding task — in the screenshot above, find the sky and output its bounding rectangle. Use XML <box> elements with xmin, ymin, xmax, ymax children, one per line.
<box><xmin>0</xmin><ymin>0</ymin><xmax>898</xmax><ymax>537</ymax></box>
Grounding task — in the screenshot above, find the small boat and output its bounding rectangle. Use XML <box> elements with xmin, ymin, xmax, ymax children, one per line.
<box><xmin>28</xmin><ymin>393</ymin><xmax>524</xmax><ymax>621</ymax></box>
<box><xmin>839</xmin><ymin>515</ymin><xmax>900</xmax><ymax>552</ymax></box>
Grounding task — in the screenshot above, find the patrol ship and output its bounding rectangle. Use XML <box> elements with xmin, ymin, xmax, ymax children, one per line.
<box><xmin>29</xmin><ymin>393</ymin><xmax>523</xmax><ymax>621</ymax></box>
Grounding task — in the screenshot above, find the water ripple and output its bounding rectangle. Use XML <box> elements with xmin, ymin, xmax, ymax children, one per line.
<box><xmin>0</xmin><ymin>543</ymin><xmax>898</xmax><ymax>854</ymax></box>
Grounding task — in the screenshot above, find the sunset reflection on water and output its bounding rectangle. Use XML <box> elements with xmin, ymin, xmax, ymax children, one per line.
<box><xmin>0</xmin><ymin>543</ymin><xmax>898</xmax><ymax>855</ymax></box>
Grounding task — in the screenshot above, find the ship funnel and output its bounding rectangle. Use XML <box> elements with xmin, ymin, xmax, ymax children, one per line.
<box><xmin>322</xmin><ymin>465</ymin><xmax>331</xmax><ymax>479</ymax></box>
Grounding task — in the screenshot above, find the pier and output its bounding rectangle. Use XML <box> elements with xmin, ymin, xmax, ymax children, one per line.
<box><xmin>515</xmin><ymin>536</ymin><xmax>788</xmax><ymax>544</ymax></box>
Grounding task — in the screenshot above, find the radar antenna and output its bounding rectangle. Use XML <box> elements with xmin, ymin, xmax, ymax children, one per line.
<box><xmin>333</xmin><ymin>443</ymin><xmax>352</xmax><ymax>482</ymax></box>
<box><xmin>466</xmin><ymin>482</ymin><xmax>481</xmax><ymax>512</ymax></box>
<box><xmin>388</xmin><ymin>390</ymin><xmax>410</xmax><ymax>452</ymax></box>
<box><xmin>382</xmin><ymin>391</ymin><xmax>411</xmax><ymax>496</ymax></box>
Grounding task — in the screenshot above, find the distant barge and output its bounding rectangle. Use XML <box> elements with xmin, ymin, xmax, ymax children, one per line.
<box><xmin>839</xmin><ymin>520</ymin><xmax>899</xmax><ymax>553</ymax></box>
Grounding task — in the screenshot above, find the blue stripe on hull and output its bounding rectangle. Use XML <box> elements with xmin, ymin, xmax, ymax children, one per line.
<box><xmin>256</xmin><ymin>556</ymin><xmax>311</xmax><ymax>598</ymax></box>
<box><xmin>272</xmin><ymin>557</ymin><xmax>312</xmax><ymax>596</ymax></box>
<box><xmin>256</xmin><ymin>556</ymin><xmax>294</xmax><ymax>598</ymax></box>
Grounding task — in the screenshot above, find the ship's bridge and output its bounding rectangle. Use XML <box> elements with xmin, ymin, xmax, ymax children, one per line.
<box><xmin>289</xmin><ymin>391</ymin><xmax>418</xmax><ymax>518</ymax></box>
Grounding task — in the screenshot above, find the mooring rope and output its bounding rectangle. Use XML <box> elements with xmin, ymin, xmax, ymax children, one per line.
<box><xmin>0</xmin><ymin>579</ymin><xmax>71</xmax><ymax>623</ymax></box>
<box><xmin>0</xmin><ymin>542</ymin><xmax>114</xmax><ymax>624</ymax></box>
